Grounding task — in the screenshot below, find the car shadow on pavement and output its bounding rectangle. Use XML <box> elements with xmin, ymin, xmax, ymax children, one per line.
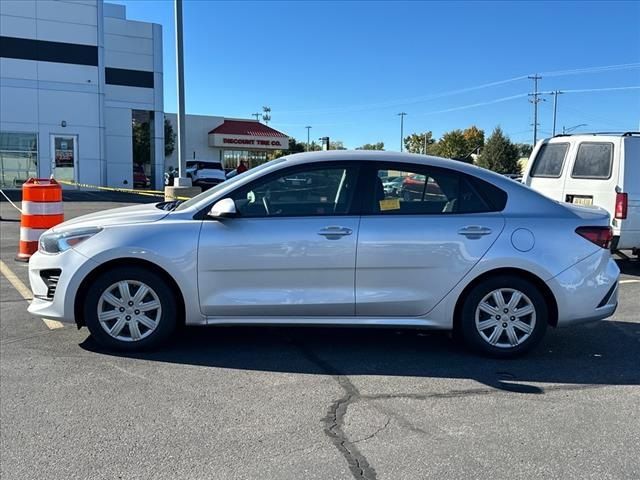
<box><xmin>81</xmin><ymin>319</ymin><xmax>640</xmax><ymax>394</ymax></box>
<box><xmin>617</xmin><ymin>257</ymin><xmax>640</xmax><ymax>277</ymax></box>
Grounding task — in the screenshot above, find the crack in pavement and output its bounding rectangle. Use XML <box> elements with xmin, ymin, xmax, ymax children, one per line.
<box><xmin>297</xmin><ymin>346</ymin><xmax>378</xmax><ymax>480</ymax></box>
<box><xmin>294</xmin><ymin>341</ymin><xmax>617</xmax><ymax>480</ymax></box>
<box><xmin>351</xmin><ymin>418</ymin><xmax>391</xmax><ymax>445</ymax></box>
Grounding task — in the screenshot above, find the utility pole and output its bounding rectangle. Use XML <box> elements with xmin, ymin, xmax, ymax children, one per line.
<box><xmin>528</xmin><ymin>75</ymin><xmax>543</xmax><ymax>146</ymax></box>
<box><xmin>173</xmin><ymin>0</ymin><xmax>189</xmax><ymax>187</ymax></box>
<box><xmin>397</xmin><ymin>112</ymin><xmax>407</xmax><ymax>152</ymax></box>
<box><xmin>252</xmin><ymin>112</ymin><xmax>261</xmax><ymax>122</ymax></box>
<box><xmin>305</xmin><ymin>126</ymin><xmax>312</xmax><ymax>151</ymax></box>
<box><xmin>550</xmin><ymin>90</ymin><xmax>563</xmax><ymax>136</ymax></box>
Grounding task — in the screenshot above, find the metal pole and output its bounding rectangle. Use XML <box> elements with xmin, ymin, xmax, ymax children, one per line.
<box><xmin>305</xmin><ymin>126</ymin><xmax>311</xmax><ymax>151</ymax></box>
<box><xmin>423</xmin><ymin>132</ymin><xmax>427</xmax><ymax>154</ymax></box>
<box><xmin>398</xmin><ymin>112</ymin><xmax>407</xmax><ymax>152</ymax></box>
<box><xmin>174</xmin><ymin>0</ymin><xmax>189</xmax><ymax>186</ymax></box>
<box><xmin>551</xmin><ymin>90</ymin><xmax>563</xmax><ymax>136</ymax></box>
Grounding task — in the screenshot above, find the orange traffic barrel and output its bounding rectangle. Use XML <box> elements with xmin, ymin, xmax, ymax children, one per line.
<box><xmin>15</xmin><ymin>178</ymin><xmax>64</xmax><ymax>262</ymax></box>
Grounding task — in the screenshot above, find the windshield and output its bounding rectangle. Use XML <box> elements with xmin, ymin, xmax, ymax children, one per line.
<box><xmin>174</xmin><ymin>158</ymin><xmax>288</xmax><ymax>211</ymax></box>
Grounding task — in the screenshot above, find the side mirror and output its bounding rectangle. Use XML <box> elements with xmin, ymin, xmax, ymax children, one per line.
<box><xmin>208</xmin><ymin>198</ymin><xmax>237</xmax><ymax>218</ymax></box>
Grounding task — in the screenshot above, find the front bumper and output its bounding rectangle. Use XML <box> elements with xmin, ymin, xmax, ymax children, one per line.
<box><xmin>27</xmin><ymin>248</ymin><xmax>97</xmax><ymax>323</ymax></box>
<box><xmin>547</xmin><ymin>249</ymin><xmax>620</xmax><ymax>327</ymax></box>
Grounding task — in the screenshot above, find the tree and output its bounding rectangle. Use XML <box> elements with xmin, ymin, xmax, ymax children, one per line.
<box><xmin>462</xmin><ymin>125</ymin><xmax>485</xmax><ymax>153</ymax></box>
<box><xmin>267</xmin><ymin>137</ymin><xmax>306</xmax><ymax>160</ymax></box>
<box><xmin>330</xmin><ymin>140</ymin><xmax>346</xmax><ymax>150</ymax></box>
<box><xmin>132</xmin><ymin>121</ymin><xmax>150</xmax><ymax>166</ymax></box>
<box><xmin>164</xmin><ymin>117</ymin><xmax>176</xmax><ymax>156</ymax></box>
<box><xmin>403</xmin><ymin>131</ymin><xmax>435</xmax><ymax>154</ymax></box>
<box><xmin>477</xmin><ymin>127</ymin><xmax>520</xmax><ymax>174</ymax></box>
<box><xmin>437</xmin><ymin>129</ymin><xmax>472</xmax><ymax>161</ymax></box>
<box><xmin>356</xmin><ymin>142</ymin><xmax>384</xmax><ymax>150</ymax></box>
<box><xmin>515</xmin><ymin>143</ymin><xmax>533</xmax><ymax>158</ymax></box>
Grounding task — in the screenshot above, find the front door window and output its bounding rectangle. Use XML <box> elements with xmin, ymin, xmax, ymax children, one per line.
<box><xmin>231</xmin><ymin>166</ymin><xmax>358</xmax><ymax>217</ymax></box>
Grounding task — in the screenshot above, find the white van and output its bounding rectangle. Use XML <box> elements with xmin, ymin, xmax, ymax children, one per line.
<box><xmin>522</xmin><ymin>132</ymin><xmax>639</xmax><ymax>256</ymax></box>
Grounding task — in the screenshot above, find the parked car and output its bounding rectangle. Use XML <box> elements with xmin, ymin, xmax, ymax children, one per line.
<box><xmin>28</xmin><ymin>151</ymin><xmax>619</xmax><ymax>357</ymax></box>
<box><xmin>503</xmin><ymin>173</ymin><xmax>523</xmax><ymax>182</ymax></box>
<box><xmin>400</xmin><ymin>173</ymin><xmax>445</xmax><ymax>201</ymax></box>
<box><xmin>186</xmin><ymin>161</ymin><xmax>226</xmax><ymax>190</ymax></box>
<box><xmin>381</xmin><ymin>176</ymin><xmax>403</xmax><ymax>197</ymax></box>
<box><xmin>522</xmin><ymin>132</ymin><xmax>639</xmax><ymax>256</ymax></box>
<box><xmin>132</xmin><ymin>164</ymin><xmax>150</xmax><ymax>189</ymax></box>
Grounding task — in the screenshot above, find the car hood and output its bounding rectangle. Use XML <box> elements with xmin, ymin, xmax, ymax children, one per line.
<box><xmin>53</xmin><ymin>203</ymin><xmax>168</xmax><ymax>231</ymax></box>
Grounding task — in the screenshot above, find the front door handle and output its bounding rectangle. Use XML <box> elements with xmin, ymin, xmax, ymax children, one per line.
<box><xmin>318</xmin><ymin>226</ymin><xmax>353</xmax><ymax>239</ymax></box>
<box><xmin>458</xmin><ymin>225</ymin><xmax>492</xmax><ymax>239</ymax></box>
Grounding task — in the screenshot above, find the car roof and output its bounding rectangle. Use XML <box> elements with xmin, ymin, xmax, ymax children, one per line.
<box><xmin>177</xmin><ymin>150</ymin><xmax>565</xmax><ymax>217</ymax></box>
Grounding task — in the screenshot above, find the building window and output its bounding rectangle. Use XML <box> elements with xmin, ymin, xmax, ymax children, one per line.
<box><xmin>0</xmin><ymin>132</ymin><xmax>38</xmax><ymax>188</ymax></box>
<box><xmin>132</xmin><ymin>110</ymin><xmax>155</xmax><ymax>189</ymax></box>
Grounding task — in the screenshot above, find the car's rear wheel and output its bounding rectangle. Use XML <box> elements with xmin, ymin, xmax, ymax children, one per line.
<box><xmin>459</xmin><ymin>276</ymin><xmax>547</xmax><ymax>357</ymax></box>
<box><xmin>84</xmin><ymin>266</ymin><xmax>177</xmax><ymax>351</ymax></box>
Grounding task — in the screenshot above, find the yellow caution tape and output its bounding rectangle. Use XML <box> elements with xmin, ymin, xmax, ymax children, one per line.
<box><xmin>56</xmin><ymin>180</ymin><xmax>190</xmax><ymax>201</ymax></box>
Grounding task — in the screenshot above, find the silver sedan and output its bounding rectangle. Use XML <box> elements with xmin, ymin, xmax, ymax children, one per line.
<box><xmin>28</xmin><ymin>151</ymin><xmax>620</xmax><ymax>356</ymax></box>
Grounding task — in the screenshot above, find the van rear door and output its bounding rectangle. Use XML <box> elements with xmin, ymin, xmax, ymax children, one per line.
<box><xmin>523</xmin><ymin>141</ymin><xmax>571</xmax><ymax>201</ymax></box>
<box><xmin>619</xmin><ymin>136</ymin><xmax>640</xmax><ymax>249</ymax></box>
<box><xmin>561</xmin><ymin>141</ymin><xmax>618</xmax><ymax>217</ymax></box>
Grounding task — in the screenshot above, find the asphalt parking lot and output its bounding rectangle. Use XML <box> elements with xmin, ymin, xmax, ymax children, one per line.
<box><xmin>1</xmin><ymin>195</ymin><xmax>639</xmax><ymax>480</ymax></box>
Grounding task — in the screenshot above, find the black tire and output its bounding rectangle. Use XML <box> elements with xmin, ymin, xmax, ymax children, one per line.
<box><xmin>84</xmin><ymin>266</ymin><xmax>177</xmax><ymax>351</ymax></box>
<box><xmin>458</xmin><ymin>275</ymin><xmax>548</xmax><ymax>358</ymax></box>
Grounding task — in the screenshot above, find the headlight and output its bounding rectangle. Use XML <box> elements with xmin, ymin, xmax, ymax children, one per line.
<box><xmin>39</xmin><ymin>227</ymin><xmax>102</xmax><ymax>254</ymax></box>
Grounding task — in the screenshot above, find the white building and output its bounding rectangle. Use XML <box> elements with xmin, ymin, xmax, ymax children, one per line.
<box><xmin>0</xmin><ymin>0</ymin><xmax>165</xmax><ymax>189</ymax></box>
<box><xmin>1</xmin><ymin>0</ymin><xmax>289</xmax><ymax>190</ymax></box>
<box><xmin>164</xmin><ymin>114</ymin><xmax>289</xmax><ymax>171</ymax></box>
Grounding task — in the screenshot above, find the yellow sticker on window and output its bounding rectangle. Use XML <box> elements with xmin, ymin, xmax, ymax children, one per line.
<box><xmin>379</xmin><ymin>198</ymin><xmax>401</xmax><ymax>211</ymax></box>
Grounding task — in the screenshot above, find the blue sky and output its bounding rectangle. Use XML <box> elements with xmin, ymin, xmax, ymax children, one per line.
<box><xmin>113</xmin><ymin>0</ymin><xmax>640</xmax><ymax>149</ymax></box>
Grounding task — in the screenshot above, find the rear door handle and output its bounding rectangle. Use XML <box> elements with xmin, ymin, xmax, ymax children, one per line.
<box><xmin>318</xmin><ymin>226</ymin><xmax>353</xmax><ymax>239</ymax></box>
<box><xmin>458</xmin><ymin>226</ymin><xmax>492</xmax><ymax>239</ymax></box>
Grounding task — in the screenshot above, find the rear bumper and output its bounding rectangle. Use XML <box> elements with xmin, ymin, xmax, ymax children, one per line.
<box><xmin>547</xmin><ymin>249</ymin><xmax>620</xmax><ymax>327</ymax></box>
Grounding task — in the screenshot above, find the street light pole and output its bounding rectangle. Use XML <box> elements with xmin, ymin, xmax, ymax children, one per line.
<box><xmin>173</xmin><ymin>0</ymin><xmax>190</xmax><ymax>187</ymax></box>
<box><xmin>423</xmin><ymin>132</ymin><xmax>428</xmax><ymax>154</ymax></box>
<box><xmin>398</xmin><ymin>112</ymin><xmax>407</xmax><ymax>152</ymax></box>
<box><xmin>305</xmin><ymin>126</ymin><xmax>312</xmax><ymax>151</ymax></box>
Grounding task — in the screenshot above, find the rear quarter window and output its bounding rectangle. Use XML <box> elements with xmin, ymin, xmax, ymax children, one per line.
<box><xmin>571</xmin><ymin>142</ymin><xmax>613</xmax><ymax>179</ymax></box>
<box><xmin>530</xmin><ymin>143</ymin><xmax>569</xmax><ymax>178</ymax></box>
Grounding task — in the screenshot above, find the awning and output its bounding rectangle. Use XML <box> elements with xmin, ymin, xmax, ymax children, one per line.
<box><xmin>208</xmin><ymin>120</ymin><xmax>288</xmax><ymax>150</ymax></box>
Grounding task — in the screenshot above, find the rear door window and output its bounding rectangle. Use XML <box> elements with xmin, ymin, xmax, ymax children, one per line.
<box><xmin>530</xmin><ymin>143</ymin><xmax>569</xmax><ymax>178</ymax></box>
<box><xmin>571</xmin><ymin>143</ymin><xmax>613</xmax><ymax>179</ymax></box>
<box><xmin>370</xmin><ymin>164</ymin><xmax>505</xmax><ymax>215</ymax></box>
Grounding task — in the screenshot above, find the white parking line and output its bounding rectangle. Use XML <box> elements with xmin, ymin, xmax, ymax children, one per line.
<box><xmin>0</xmin><ymin>259</ymin><xmax>63</xmax><ymax>330</ymax></box>
<box><xmin>620</xmin><ymin>279</ymin><xmax>640</xmax><ymax>284</ymax></box>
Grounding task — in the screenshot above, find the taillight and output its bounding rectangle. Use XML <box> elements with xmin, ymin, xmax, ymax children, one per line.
<box><xmin>615</xmin><ymin>192</ymin><xmax>628</xmax><ymax>220</ymax></box>
<box><xmin>575</xmin><ymin>226</ymin><xmax>613</xmax><ymax>249</ymax></box>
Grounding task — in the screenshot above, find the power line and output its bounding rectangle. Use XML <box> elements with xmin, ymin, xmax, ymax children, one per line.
<box><xmin>548</xmin><ymin>85</ymin><xmax>640</xmax><ymax>94</ymax></box>
<box><xmin>276</xmin><ymin>63</ymin><xmax>640</xmax><ymax>116</ymax></box>
<box><xmin>541</xmin><ymin>62</ymin><xmax>640</xmax><ymax>77</ymax></box>
<box><xmin>413</xmin><ymin>93</ymin><xmax>529</xmax><ymax>116</ymax></box>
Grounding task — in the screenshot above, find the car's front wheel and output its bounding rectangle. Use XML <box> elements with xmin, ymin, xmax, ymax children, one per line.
<box><xmin>84</xmin><ymin>266</ymin><xmax>177</xmax><ymax>351</ymax></box>
<box><xmin>459</xmin><ymin>276</ymin><xmax>547</xmax><ymax>357</ymax></box>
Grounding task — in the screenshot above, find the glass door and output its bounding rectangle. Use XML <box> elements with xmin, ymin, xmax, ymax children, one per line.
<box><xmin>51</xmin><ymin>135</ymin><xmax>77</xmax><ymax>184</ymax></box>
